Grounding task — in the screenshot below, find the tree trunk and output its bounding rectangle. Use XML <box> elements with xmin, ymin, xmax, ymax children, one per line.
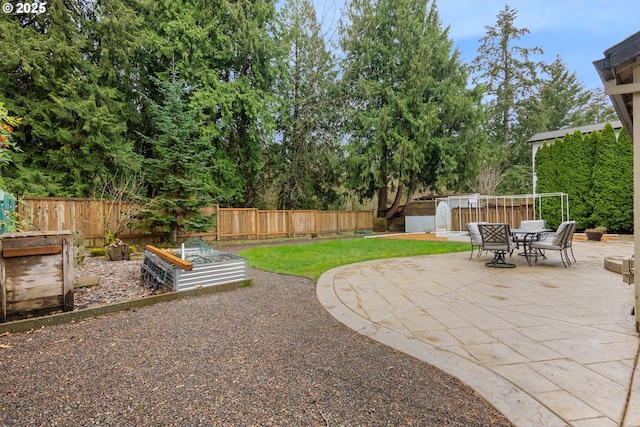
<box><xmin>170</xmin><ymin>226</ymin><xmax>178</xmax><ymax>245</ymax></box>
<box><xmin>385</xmin><ymin>185</ymin><xmax>404</xmax><ymax>219</ymax></box>
<box><xmin>377</xmin><ymin>179</ymin><xmax>388</xmax><ymax>217</ymax></box>
<box><xmin>503</xmin><ymin>97</ymin><xmax>511</xmax><ymax>167</ymax></box>
<box><xmin>106</xmin><ymin>239</ymin><xmax>130</xmax><ymax>261</ymax></box>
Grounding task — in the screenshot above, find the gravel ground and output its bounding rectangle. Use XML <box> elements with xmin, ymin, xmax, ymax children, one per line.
<box><xmin>73</xmin><ymin>256</ymin><xmax>154</xmax><ymax>309</ymax></box>
<box><xmin>0</xmin><ymin>240</ymin><xmax>512</xmax><ymax>426</ymax></box>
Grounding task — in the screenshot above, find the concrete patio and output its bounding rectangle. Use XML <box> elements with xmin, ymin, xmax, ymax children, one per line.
<box><xmin>317</xmin><ymin>235</ymin><xmax>640</xmax><ymax>426</ymax></box>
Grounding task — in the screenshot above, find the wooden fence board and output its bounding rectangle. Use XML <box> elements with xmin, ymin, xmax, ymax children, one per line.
<box><xmin>16</xmin><ymin>198</ymin><xmax>374</xmax><ymax>245</ymax></box>
<box><xmin>258</xmin><ymin>210</ymin><xmax>289</xmax><ymax>237</ymax></box>
<box><xmin>218</xmin><ymin>208</ymin><xmax>258</xmax><ymax>238</ymax></box>
<box><xmin>450</xmin><ymin>205</ymin><xmax>534</xmax><ymax>230</ymax></box>
<box><xmin>290</xmin><ymin>210</ymin><xmax>316</xmax><ymax>236</ymax></box>
<box><xmin>317</xmin><ymin>211</ymin><xmax>337</xmax><ymax>234</ymax></box>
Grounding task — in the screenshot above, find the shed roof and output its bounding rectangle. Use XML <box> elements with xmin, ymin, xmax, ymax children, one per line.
<box><xmin>526</xmin><ymin>121</ymin><xmax>622</xmax><ymax>144</ymax></box>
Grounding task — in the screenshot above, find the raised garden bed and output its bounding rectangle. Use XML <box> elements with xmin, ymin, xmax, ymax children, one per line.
<box><xmin>141</xmin><ymin>241</ymin><xmax>248</xmax><ymax>292</ymax></box>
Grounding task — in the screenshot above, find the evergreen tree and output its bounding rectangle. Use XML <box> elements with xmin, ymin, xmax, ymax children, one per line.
<box><xmin>590</xmin><ymin>125</ymin><xmax>633</xmax><ymax>232</ymax></box>
<box><xmin>533</xmin><ymin>127</ymin><xmax>634</xmax><ymax>231</ymax></box>
<box><xmin>340</xmin><ymin>0</ymin><xmax>485</xmax><ymax>217</ymax></box>
<box><xmin>189</xmin><ymin>0</ymin><xmax>281</xmax><ymax>207</ymax></box>
<box><xmin>534</xmin><ymin>141</ymin><xmax>563</xmax><ymax>227</ymax></box>
<box><xmin>109</xmin><ymin>0</ymin><xmax>281</xmax><ymax>207</ymax></box>
<box><xmin>502</xmin><ymin>57</ymin><xmax>597</xmax><ymax>195</ymax></box>
<box><xmin>137</xmin><ymin>75</ymin><xmax>216</xmax><ymax>244</ymax></box>
<box><xmin>496</xmin><ymin>164</ymin><xmax>531</xmax><ymax>195</ymax></box>
<box><xmin>89</xmin><ymin>0</ymin><xmax>147</xmax><ymax>143</ymax></box>
<box><xmin>534</xmin><ymin>142</ymin><xmax>553</xmax><ymax>194</ymax></box>
<box><xmin>563</xmin><ymin>130</ymin><xmax>597</xmax><ymax>229</ymax></box>
<box><xmin>472</xmin><ymin>5</ymin><xmax>543</xmax><ymax>164</ymax></box>
<box><xmin>0</xmin><ymin>0</ymin><xmax>140</xmax><ymax>196</ymax></box>
<box><xmin>268</xmin><ymin>0</ymin><xmax>344</xmax><ymax>210</ymax></box>
<box><xmin>586</xmin><ymin>87</ymin><xmax>618</xmax><ymax>124</ymax></box>
<box><xmin>516</xmin><ymin>56</ymin><xmax>608</xmax><ymax>142</ymax></box>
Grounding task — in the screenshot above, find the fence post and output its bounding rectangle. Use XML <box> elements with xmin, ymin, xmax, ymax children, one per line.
<box><xmin>254</xmin><ymin>208</ymin><xmax>259</xmax><ymax>239</ymax></box>
<box><xmin>314</xmin><ymin>210</ymin><xmax>318</xmax><ymax>235</ymax></box>
<box><xmin>214</xmin><ymin>204</ymin><xmax>219</xmax><ymax>241</ymax></box>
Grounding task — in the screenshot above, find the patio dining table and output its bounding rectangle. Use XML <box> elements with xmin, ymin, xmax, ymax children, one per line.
<box><xmin>510</xmin><ymin>228</ymin><xmax>554</xmax><ymax>266</ymax></box>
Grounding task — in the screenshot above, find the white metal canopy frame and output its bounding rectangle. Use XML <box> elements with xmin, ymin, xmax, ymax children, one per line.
<box><xmin>434</xmin><ymin>192</ymin><xmax>570</xmax><ymax>233</ymax></box>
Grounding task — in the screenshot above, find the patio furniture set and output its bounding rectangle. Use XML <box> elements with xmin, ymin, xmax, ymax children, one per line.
<box><xmin>465</xmin><ymin>220</ymin><xmax>578</xmax><ymax>268</ymax></box>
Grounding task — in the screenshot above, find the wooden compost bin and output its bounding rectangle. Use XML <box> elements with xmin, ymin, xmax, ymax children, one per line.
<box><xmin>0</xmin><ymin>231</ymin><xmax>74</xmax><ymax>322</ymax></box>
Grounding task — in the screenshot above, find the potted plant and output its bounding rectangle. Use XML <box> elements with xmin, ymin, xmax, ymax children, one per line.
<box><xmin>585</xmin><ymin>226</ymin><xmax>607</xmax><ymax>241</ymax></box>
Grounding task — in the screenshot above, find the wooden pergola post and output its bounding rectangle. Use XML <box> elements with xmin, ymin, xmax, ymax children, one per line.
<box><xmin>634</xmin><ymin>60</ymin><xmax>640</xmax><ymax>332</ymax></box>
<box><xmin>596</xmin><ymin>34</ymin><xmax>640</xmax><ymax>333</ymax></box>
<box><xmin>606</xmin><ymin>58</ymin><xmax>640</xmax><ymax>332</ymax></box>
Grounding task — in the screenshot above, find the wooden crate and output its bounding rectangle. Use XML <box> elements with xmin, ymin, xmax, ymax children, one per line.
<box><xmin>0</xmin><ymin>231</ymin><xmax>74</xmax><ymax>322</ymax></box>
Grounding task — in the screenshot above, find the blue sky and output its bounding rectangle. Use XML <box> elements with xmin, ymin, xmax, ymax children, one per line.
<box><xmin>311</xmin><ymin>0</ymin><xmax>640</xmax><ymax>90</ymax></box>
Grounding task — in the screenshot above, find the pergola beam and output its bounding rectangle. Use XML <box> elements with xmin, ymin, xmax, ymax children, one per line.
<box><xmin>604</xmin><ymin>79</ymin><xmax>640</xmax><ymax>95</ymax></box>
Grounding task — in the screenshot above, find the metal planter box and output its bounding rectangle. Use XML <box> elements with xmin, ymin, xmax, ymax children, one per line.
<box><xmin>142</xmin><ymin>245</ymin><xmax>248</xmax><ymax>292</ymax></box>
<box><xmin>0</xmin><ymin>231</ymin><xmax>74</xmax><ymax>322</ymax></box>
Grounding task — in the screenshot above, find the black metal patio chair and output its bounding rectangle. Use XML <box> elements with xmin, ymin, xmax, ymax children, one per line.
<box><xmin>528</xmin><ymin>220</ymin><xmax>577</xmax><ymax>267</ymax></box>
<box><xmin>465</xmin><ymin>222</ymin><xmax>486</xmax><ymax>259</ymax></box>
<box><xmin>478</xmin><ymin>223</ymin><xmax>517</xmax><ymax>268</ymax></box>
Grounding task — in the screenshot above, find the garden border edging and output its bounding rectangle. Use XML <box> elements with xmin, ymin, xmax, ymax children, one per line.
<box><xmin>0</xmin><ymin>278</ymin><xmax>253</xmax><ymax>334</ymax></box>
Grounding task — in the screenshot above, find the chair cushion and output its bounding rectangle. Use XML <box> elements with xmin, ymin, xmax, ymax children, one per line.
<box><xmin>550</xmin><ymin>221</ymin><xmax>569</xmax><ymax>245</ymax></box>
<box><xmin>465</xmin><ymin>222</ymin><xmax>483</xmax><ymax>245</ymax></box>
<box><xmin>483</xmin><ymin>243</ymin><xmax>515</xmax><ymax>251</ymax></box>
<box><xmin>519</xmin><ymin>220</ymin><xmax>546</xmax><ymax>231</ymax></box>
<box><xmin>529</xmin><ymin>240</ymin><xmax>562</xmax><ymax>250</ymax></box>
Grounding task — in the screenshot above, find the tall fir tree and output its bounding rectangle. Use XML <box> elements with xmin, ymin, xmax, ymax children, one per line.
<box><xmin>268</xmin><ymin>0</ymin><xmax>344</xmax><ymax>210</ymax></box>
<box><xmin>189</xmin><ymin>0</ymin><xmax>281</xmax><ymax>207</ymax></box>
<box><xmin>0</xmin><ymin>0</ymin><xmax>140</xmax><ymax>196</ymax></box>
<box><xmin>100</xmin><ymin>0</ymin><xmax>282</xmax><ymax>207</ymax></box>
<box><xmin>472</xmin><ymin>5</ymin><xmax>543</xmax><ymax>166</ymax></box>
<box><xmin>340</xmin><ymin>0</ymin><xmax>485</xmax><ymax>217</ymax></box>
<box><xmin>515</xmin><ymin>56</ymin><xmax>612</xmax><ymax>143</ymax></box>
<box><xmin>137</xmin><ymin>75</ymin><xmax>216</xmax><ymax>244</ymax></box>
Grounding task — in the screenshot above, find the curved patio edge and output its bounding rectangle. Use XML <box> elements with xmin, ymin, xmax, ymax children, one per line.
<box><xmin>317</xmin><ymin>261</ymin><xmax>567</xmax><ymax>426</ymax></box>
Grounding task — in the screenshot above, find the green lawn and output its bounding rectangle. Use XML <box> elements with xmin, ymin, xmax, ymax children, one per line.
<box><xmin>237</xmin><ymin>237</ymin><xmax>469</xmax><ymax>281</ymax></box>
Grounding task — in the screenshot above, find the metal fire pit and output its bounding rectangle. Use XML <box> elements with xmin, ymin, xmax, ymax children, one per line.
<box><xmin>141</xmin><ymin>240</ymin><xmax>248</xmax><ymax>292</ymax></box>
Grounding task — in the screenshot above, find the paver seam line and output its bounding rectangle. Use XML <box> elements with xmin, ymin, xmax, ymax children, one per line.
<box><xmin>323</xmin><ymin>268</ymin><xmax>570</xmax><ymax>424</ymax></box>
<box><xmin>621</xmin><ymin>340</ymin><xmax>640</xmax><ymax>427</ymax></box>
<box><xmin>353</xmin><ymin>303</ymin><xmax>619</xmax><ymax>425</ymax></box>
<box><xmin>317</xmin><ymin>248</ymin><xmax>637</xmax><ymax>426</ymax></box>
<box><xmin>354</xmin><ymin>309</ymin><xmax>568</xmax><ymax>426</ymax></box>
<box><xmin>443</xmin><ymin>296</ymin><xmax>635</xmax><ymax>334</ymax></box>
<box><xmin>526</xmin><ymin>357</ymin><xmax>632</xmax><ymax>422</ymax></box>
<box><xmin>335</xmin><ymin>261</ymin><xmax>605</xmax><ymax>372</ymax></box>
<box><xmin>337</xmin><ymin>258</ymin><xmax>638</xmax><ymax>363</ymax></box>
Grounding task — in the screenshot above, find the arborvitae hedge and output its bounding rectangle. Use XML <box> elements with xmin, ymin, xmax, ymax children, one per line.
<box><xmin>534</xmin><ymin>123</ymin><xmax>633</xmax><ymax>233</ymax></box>
<box><xmin>590</xmin><ymin>125</ymin><xmax>633</xmax><ymax>232</ymax></box>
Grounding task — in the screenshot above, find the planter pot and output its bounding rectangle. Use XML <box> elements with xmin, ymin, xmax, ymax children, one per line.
<box><xmin>585</xmin><ymin>231</ymin><xmax>603</xmax><ymax>241</ymax></box>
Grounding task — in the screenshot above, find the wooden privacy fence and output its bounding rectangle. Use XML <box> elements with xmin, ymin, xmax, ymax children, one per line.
<box><xmin>450</xmin><ymin>204</ymin><xmax>536</xmax><ymax>231</ymax></box>
<box><xmin>215</xmin><ymin>208</ymin><xmax>372</xmax><ymax>240</ymax></box>
<box><xmin>438</xmin><ymin>193</ymin><xmax>569</xmax><ymax>232</ymax></box>
<box><xmin>15</xmin><ymin>198</ymin><xmax>374</xmax><ymax>247</ymax></box>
